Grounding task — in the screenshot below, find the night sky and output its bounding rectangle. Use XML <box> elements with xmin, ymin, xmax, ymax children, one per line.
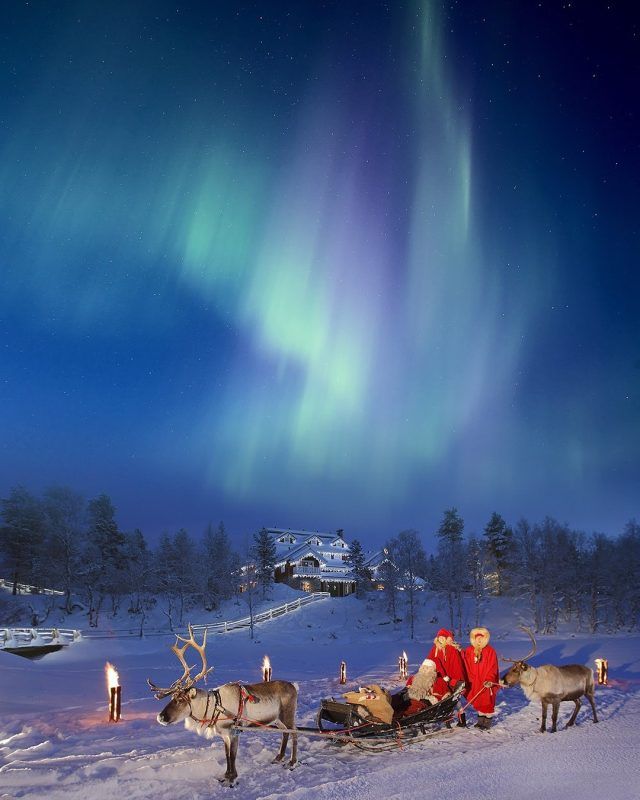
<box><xmin>1</xmin><ymin>1</ymin><xmax>638</xmax><ymax>546</ymax></box>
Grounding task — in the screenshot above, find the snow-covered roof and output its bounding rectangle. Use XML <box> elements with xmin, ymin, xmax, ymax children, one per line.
<box><xmin>275</xmin><ymin>544</ymin><xmax>350</xmax><ymax>570</ymax></box>
<box><xmin>269</xmin><ymin>527</ymin><xmax>352</xmax><ymax>560</ymax></box>
<box><xmin>363</xmin><ymin>550</ymin><xmax>386</xmax><ymax>568</ymax></box>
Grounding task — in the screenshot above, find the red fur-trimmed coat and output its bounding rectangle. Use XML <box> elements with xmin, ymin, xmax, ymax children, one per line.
<box><xmin>462</xmin><ymin>644</ymin><xmax>499</xmax><ymax>715</ymax></box>
<box><xmin>427</xmin><ymin>643</ymin><xmax>467</xmax><ymax>700</ymax></box>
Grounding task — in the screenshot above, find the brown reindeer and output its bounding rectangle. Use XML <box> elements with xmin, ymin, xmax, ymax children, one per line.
<box><xmin>148</xmin><ymin>625</ymin><xmax>298</xmax><ymax>787</ymax></box>
<box><xmin>502</xmin><ymin>627</ymin><xmax>598</xmax><ymax>733</ymax></box>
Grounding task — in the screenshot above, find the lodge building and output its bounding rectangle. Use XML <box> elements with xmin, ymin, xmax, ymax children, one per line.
<box><xmin>268</xmin><ymin>528</ymin><xmax>357</xmax><ymax>597</ymax></box>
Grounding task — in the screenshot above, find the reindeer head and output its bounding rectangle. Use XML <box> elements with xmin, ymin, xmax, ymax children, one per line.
<box><xmin>501</xmin><ymin>626</ymin><xmax>537</xmax><ymax>687</ymax></box>
<box><xmin>147</xmin><ymin>624</ymin><xmax>213</xmax><ymax>725</ymax></box>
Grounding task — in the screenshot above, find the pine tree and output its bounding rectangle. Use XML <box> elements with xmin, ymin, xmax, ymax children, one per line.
<box><xmin>251</xmin><ymin>527</ymin><xmax>277</xmax><ymax>599</ymax></box>
<box><xmin>87</xmin><ymin>494</ymin><xmax>125</xmax><ymax>573</ymax></box>
<box><xmin>0</xmin><ymin>486</ymin><xmax>45</xmax><ymax>594</ymax></box>
<box><xmin>466</xmin><ymin>535</ymin><xmax>486</xmax><ymax>627</ymax></box>
<box><xmin>436</xmin><ymin>508</ymin><xmax>464</xmax><ymax>633</ymax></box>
<box><xmin>202</xmin><ymin>521</ymin><xmax>237</xmax><ymax>609</ymax></box>
<box><xmin>346</xmin><ymin>539</ymin><xmax>371</xmax><ymax>596</ymax></box>
<box><xmin>483</xmin><ymin>512</ymin><xmax>514</xmax><ymax>595</ymax></box>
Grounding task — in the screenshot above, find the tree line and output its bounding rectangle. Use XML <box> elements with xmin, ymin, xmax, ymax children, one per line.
<box><xmin>0</xmin><ymin>485</ymin><xmax>277</xmax><ymax>630</ymax></box>
<box><xmin>2</xmin><ymin>485</ymin><xmax>638</xmax><ymax>636</ymax></box>
<box><xmin>348</xmin><ymin>509</ymin><xmax>640</xmax><ymax>636</ymax></box>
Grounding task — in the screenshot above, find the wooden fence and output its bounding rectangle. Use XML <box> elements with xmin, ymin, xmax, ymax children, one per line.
<box><xmin>81</xmin><ymin>592</ymin><xmax>330</xmax><ymax>639</ymax></box>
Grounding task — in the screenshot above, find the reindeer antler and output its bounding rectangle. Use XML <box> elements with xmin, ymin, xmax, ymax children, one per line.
<box><xmin>500</xmin><ymin>625</ymin><xmax>538</xmax><ymax>664</ymax></box>
<box><xmin>147</xmin><ymin>624</ymin><xmax>214</xmax><ymax>698</ymax></box>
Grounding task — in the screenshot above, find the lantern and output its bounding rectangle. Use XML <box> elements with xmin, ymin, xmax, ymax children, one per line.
<box><xmin>262</xmin><ymin>655</ymin><xmax>272</xmax><ymax>682</ymax></box>
<box><xmin>106</xmin><ymin>662</ymin><xmax>121</xmax><ymax>722</ymax></box>
<box><xmin>398</xmin><ymin>651</ymin><xmax>408</xmax><ymax>679</ymax></box>
<box><xmin>594</xmin><ymin>658</ymin><xmax>608</xmax><ymax>685</ymax></box>
<box><xmin>339</xmin><ymin>660</ymin><xmax>347</xmax><ymax>684</ymax></box>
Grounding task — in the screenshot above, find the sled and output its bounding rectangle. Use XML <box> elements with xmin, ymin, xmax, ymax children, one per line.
<box><xmin>313</xmin><ymin>684</ymin><xmax>465</xmax><ymax>751</ymax></box>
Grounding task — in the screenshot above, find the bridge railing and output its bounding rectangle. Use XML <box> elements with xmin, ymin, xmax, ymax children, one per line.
<box><xmin>0</xmin><ymin>578</ymin><xmax>64</xmax><ymax>596</ymax></box>
<box><xmin>0</xmin><ymin>627</ymin><xmax>81</xmax><ymax>649</ymax></box>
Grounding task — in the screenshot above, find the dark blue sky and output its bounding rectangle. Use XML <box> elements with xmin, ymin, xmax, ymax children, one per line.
<box><xmin>1</xmin><ymin>1</ymin><xmax>638</xmax><ymax>547</ymax></box>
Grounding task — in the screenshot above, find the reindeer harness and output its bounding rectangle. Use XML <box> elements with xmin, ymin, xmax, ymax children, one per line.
<box><xmin>188</xmin><ymin>684</ymin><xmax>259</xmax><ymax>729</ymax></box>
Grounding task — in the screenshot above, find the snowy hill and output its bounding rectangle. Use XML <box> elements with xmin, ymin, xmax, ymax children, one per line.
<box><xmin>0</xmin><ymin>590</ymin><xmax>639</xmax><ymax>799</ymax></box>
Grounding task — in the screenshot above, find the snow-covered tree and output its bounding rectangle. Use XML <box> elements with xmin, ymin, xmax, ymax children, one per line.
<box><xmin>0</xmin><ymin>486</ymin><xmax>45</xmax><ymax>594</ymax></box>
<box><xmin>42</xmin><ymin>486</ymin><xmax>84</xmax><ymax>614</ymax></box>
<box><xmin>201</xmin><ymin>521</ymin><xmax>238</xmax><ymax>609</ymax></box>
<box><xmin>378</xmin><ymin>556</ymin><xmax>399</xmax><ymax>622</ymax></box>
<box><xmin>482</xmin><ymin>512</ymin><xmax>514</xmax><ymax>595</ymax></box>
<box><xmin>345</xmin><ymin>539</ymin><xmax>371</xmax><ymax>596</ymax></box>
<box><xmin>386</xmin><ymin>529</ymin><xmax>427</xmax><ymax>639</ymax></box>
<box><xmin>250</xmin><ymin>527</ymin><xmax>277</xmax><ymax>599</ymax></box>
<box><xmin>86</xmin><ymin>494</ymin><xmax>126</xmax><ymax>616</ymax></box>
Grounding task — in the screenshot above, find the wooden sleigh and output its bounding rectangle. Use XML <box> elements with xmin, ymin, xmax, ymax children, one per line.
<box><xmin>313</xmin><ymin>683</ymin><xmax>466</xmax><ymax>751</ymax></box>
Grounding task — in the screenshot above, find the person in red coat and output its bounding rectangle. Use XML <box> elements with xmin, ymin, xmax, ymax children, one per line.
<box><xmin>427</xmin><ymin>628</ymin><xmax>468</xmax><ymax>726</ymax></box>
<box><xmin>463</xmin><ymin>627</ymin><xmax>500</xmax><ymax>729</ymax></box>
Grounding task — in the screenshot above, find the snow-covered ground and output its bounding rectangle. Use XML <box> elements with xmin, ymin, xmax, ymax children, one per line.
<box><xmin>1</xmin><ymin>592</ymin><xmax>639</xmax><ymax>800</ymax></box>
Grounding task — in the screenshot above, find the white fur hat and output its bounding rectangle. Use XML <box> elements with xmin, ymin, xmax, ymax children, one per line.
<box><xmin>420</xmin><ymin>658</ymin><xmax>437</xmax><ymax>670</ymax></box>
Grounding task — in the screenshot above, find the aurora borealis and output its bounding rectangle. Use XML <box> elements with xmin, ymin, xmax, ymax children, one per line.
<box><xmin>1</xmin><ymin>1</ymin><xmax>638</xmax><ymax>543</ymax></box>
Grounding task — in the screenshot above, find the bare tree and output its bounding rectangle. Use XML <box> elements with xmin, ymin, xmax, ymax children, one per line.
<box><xmin>386</xmin><ymin>529</ymin><xmax>427</xmax><ymax>640</ymax></box>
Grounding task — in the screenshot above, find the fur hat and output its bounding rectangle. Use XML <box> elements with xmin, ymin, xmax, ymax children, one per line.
<box><xmin>436</xmin><ymin>628</ymin><xmax>453</xmax><ymax>639</ymax></box>
<box><xmin>469</xmin><ymin>627</ymin><xmax>490</xmax><ymax>648</ymax></box>
<box><xmin>420</xmin><ymin>658</ymin><xmax>437</xmax><ymax>670</ymax></box>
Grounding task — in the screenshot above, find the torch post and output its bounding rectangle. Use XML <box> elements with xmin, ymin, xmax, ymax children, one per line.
<box><xmin>398</xmin><ymin>652</ymin><xmax>408</xmax><ymax>680</ymax></box>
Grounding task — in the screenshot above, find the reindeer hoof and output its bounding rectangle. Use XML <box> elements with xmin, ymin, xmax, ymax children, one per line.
<box><xmin>218</xmin><ymin>778</ymin><xmax>237</xmax><ymax>788</ymax></box>
<box><xmin>287</xmin><ymin>760</ymin><xmax>298</xmax><ymax>771</ymax></box>
<box><xmin>271</xmin><ymin>756</ymin><xmax>284</xmax><ymax>764</ymax></box>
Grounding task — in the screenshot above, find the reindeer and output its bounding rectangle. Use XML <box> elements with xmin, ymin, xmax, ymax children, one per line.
<box><xmin>502</xmin><ymin>627</ymin><xmax>598</xmax><ymax>733</ymax></box>
<box><xmin>148</xmin><ymin>625</ymin><xmax>298</xmax><ymax>787</ymax></box>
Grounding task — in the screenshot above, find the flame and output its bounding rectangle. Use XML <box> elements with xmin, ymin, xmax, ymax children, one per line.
<box><xmin>262</xmin><ymin>655</ymin><xmax>271</xmax><ymax>671</ymax></box>
<box><xmin>105</xmin><ymin>662</ymin><xmax>120</xmax><ymax>690</ymax></box>
<box><xmin>402</xmin><ymin>651</ymin><xmax>407</xmax><ymax>661</ymax></box>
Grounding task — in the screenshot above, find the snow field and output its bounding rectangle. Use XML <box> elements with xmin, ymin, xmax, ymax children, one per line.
<box><xmin>1</xmin><ymin>593</ymin><xmax>639</xmax><ymax>799</ymax></box>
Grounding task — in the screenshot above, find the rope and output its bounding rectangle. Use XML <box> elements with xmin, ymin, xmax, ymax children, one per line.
<box><xmin>457</xmin><ymin>681</ymin><xmax>502</xmax><ymax>714</ymax></box>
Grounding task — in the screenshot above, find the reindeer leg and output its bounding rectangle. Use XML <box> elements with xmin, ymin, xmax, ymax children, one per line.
<box><xmin>219</xmin><ymin>731</ymin><xmax>238</xmax><ymax>788</ymax></box>
<box><xmin>540</xmin><ymin>701</ymin><xmax>548</xmax><ymax>733</ymax></box>
<box><xmin>282</xmin><ymin>707</ymin><xmax>298</xmax><ymax>769</ymax></box>
<box><xmin>550</xmin><ymin>702</ymin><xmax>559</xmax><ymax>733</ymax></box>
<box><xmin>229</xmin><ymin>734</ymin><xmax>239</xmax><ymax>786</ymax></box>
<box><xmin>271</xmin><ymin>719</ymin><xmax>288</xmax><ymax>763</ymax></box>
<box><xmin>566</xmin><ymin>698</ymin><xmax>581</xmax><ymax>727</ymax></box>
<box><xmin>289</xmin><ymin>726</ymin><xmax>298</xmax><ymax>769</ymax></box>
<box><xmin>586</xmin><ymin>691</ymin><xmax>598</xmax><ymax>723</ymax></box>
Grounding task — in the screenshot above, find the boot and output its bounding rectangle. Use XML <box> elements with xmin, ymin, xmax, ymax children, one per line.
<box><xmin>474</xmin><ymin>715</ymin><xmax>491</xmax><ymax>730</ymax></box>
<box><xmin>456</xmin><ymin>712</ymin><xmax>467</xmax><ymax>728</ymax></box>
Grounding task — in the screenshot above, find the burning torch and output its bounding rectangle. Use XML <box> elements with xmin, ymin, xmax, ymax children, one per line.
<box><xmin>106</xmin><ymin>662</ymin><xmax>121</xmax><ymax>722</ymax></box>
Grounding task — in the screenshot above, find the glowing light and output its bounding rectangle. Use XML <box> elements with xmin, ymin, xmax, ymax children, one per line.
<box><xmin>262</xmin><ymin>656</ymin><xmax>272</xmax><ymax>682</ymax></box>
<box><xmin>594</xmin><ymin>658</ymin><xmax>608</xmax><ymax>686</ymax></box>
<box><xmin>106</xmin><ymin>662</ymin><xmax>119</xmax><ymax>690</ymax></box>
<box><xmin>106</xmin><ymin>662</ymin><xmax>121</xmax><ymax>722</ymax></box>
